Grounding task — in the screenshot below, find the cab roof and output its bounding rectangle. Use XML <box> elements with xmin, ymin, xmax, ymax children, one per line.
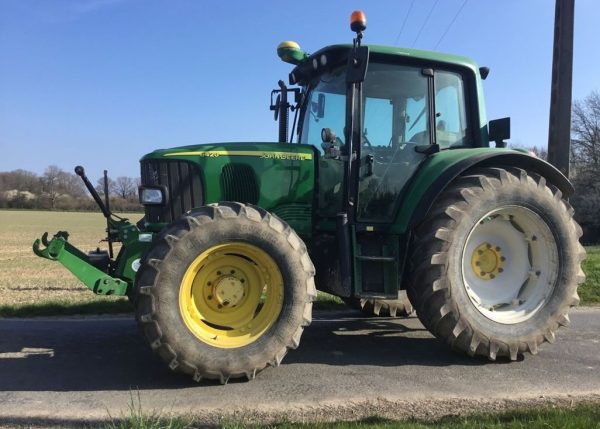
<box><xmin>290</xmin><ymin>44</ymin><xmax>480</xmax><ymax>85</ymax></box>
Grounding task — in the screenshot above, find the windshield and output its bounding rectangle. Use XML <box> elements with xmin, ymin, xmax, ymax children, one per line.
<box><xmin>299</xmin><ymin>63</ymin><xmax>433</xmax><ymax>151</ymax></box>
<box><xmin>299</xmin><ymin>67</ymin><xmax>346</xmax><ymax>152</ymax></box>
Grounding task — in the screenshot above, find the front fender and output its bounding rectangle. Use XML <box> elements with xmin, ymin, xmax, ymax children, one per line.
<box><xmin>393</xmin><ymin>148</ymin><xmax>572</xmax><ymax>233</ymax></box>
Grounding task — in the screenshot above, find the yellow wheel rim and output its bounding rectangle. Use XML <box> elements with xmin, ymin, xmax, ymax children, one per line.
<box><xmin>179</xmin><ymin>242</ymin><xmax>284</xmax><ymax>348</ymax></box>
<box><xmin>470</xmin><ymin>242</ymin><xmax>505</xmax><ymax>280</ymax></box>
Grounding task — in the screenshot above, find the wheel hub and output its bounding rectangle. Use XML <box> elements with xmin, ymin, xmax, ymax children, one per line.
<box><xmin>471</xmin><ymin>242</ymin><xmax>505</xmax><ymax>280</ymax></box>
<box><xmin>214</xmin><ymin>275</ymin><xmax>244</xmax><ymax>307</ymax></box>
<box><xmin>179</xmin><ymin>242</ymin><xmax>284</xmax><ymax>348</ymax></box>
<box><xmin>462</xmin><ymin>206</ymin><xmax>559</xmax><ymax>324</ymax></box>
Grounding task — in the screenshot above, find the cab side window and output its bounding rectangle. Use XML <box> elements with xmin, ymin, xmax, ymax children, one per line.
<box><xmin>434</xmin><ymin>71</ymin><xmax>470</xmax><ymax>148</ymax></box>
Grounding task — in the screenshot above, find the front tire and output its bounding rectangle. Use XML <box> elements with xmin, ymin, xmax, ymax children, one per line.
<box><xmin>408</xmin><ymin>168</ymin><xmax>585</xmax><ymax>360</ymax></box>
<box><xmin>135</xmin><ymin>202</ymin><xmax>316</xmax><ymax>383</ymax></box>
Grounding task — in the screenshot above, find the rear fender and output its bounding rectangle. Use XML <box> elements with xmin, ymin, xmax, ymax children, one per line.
<box><xmin>393</xmin><ymin>149</ymin><xmax>572</xmax><ymax>234</ymax></box>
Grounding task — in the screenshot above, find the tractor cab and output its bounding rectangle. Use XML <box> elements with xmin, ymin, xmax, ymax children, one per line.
<box><xmin>296</xmin><ymin>47</ymin><xmax>478</xmax><ymax>222</ymax></box>
<box><xmin>273</xmin><ymin>12</ymin><xmax>497</xmax><ymax>300</ymax></box>
<box><xmin>276</xmin><ymin>17</ymin><xmax>491</xmax><ymax>225</ymax></box>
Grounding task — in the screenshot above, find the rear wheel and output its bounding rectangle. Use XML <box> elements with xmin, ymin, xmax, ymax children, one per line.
<box><xmin>408</xmin><ymin>168</ymin><xmax>585</xmax><ymax>360</ymax></box>
<box><xmin>135</xmin><ymin>202</ymin><xmax>316</xmax><ymax>383</ymax></box>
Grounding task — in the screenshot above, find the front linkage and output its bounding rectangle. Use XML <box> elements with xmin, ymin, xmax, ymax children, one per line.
<box><xmin>32</xmin><ymin>166</ymin><xmax>153</xmax><ymax>298</ymax></box>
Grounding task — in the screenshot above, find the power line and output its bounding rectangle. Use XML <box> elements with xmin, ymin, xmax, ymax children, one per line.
<box><xmin>394</xmin><ymin>0</ymin><xmax>416</xmax><ymax>46</ymax></box>
<box><xmin>411</xmin><ymin>0</ymin><xmax>440</xmax><ymax>48</ymax></box>
<box><xmin>433</xmin><ymin>0</ymin><xmax>469</xmax><ymax>50</ymax></box>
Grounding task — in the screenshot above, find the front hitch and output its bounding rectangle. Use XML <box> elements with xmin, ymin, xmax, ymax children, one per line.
<box><xmin>33</xmin><ymin>232</ymin><xmax>129</xmax><ymax>296</ymax></box>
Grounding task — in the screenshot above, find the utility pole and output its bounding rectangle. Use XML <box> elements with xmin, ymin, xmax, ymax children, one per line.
<box><xmin>547</xmin><ymin>0</ymin><xmax>575</xmax><ymax>178</ymax></box>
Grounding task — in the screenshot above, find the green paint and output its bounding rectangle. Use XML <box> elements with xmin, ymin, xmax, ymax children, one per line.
<box><xmin>113</xmin><ymin>225</ymin><xmax>152</xmax><ymax>283</ymax></box>
<box><xmin>33</xmin><ymin>232</ymin><xmax>128</xmax><ymax>296</ymax></box>
<box><xmin>391</xmin><ymin>147</ymin><xmax>514</xmax><ymax>233</ymax></box>
<box><xmin>32</xmin><ymin>218</ymin><xmax>152</xmax><ymax>296</ymax></box>
<box><xmin>277</xmin><ymin>41</ymin><xmax>309</xmax><ymax>65</ymax></box>
<box><xmin>142</xmin><ymin>142</ymin><xmax>316</xmax><ymax>235</ymax></box>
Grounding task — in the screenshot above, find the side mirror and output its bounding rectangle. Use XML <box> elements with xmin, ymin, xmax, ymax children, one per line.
<box><xmin>489</xmin><ymin>117</ymin><xmax>510</xmax><ymax>148</ymax></box>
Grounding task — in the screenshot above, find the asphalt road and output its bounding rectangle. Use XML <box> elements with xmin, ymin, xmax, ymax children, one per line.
<box><xmin>0</xmin><ymin>308</ymin><xmax>599</xmax><ymax>426</ymax></box>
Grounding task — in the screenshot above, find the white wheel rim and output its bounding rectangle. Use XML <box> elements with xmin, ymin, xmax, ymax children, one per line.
<box><xmin>461</xmin><ymin>206</ymin><xmax>559</xmax><ymax>324</ymax></box>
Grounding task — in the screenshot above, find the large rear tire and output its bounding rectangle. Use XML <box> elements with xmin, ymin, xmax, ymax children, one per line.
<box><xmin>408</xmin><ymin>167</ymin><xmax>585</xmax><ymax>360</ymax></box>
<box><xmin>135</xmin><ymin>202</ymin><xmax>316</xmax><ymax>383</ymax></box>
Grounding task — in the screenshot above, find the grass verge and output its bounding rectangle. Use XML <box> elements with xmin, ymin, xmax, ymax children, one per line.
<box><xmin>102</xmin><ymin>403</ymin><xmax>600</xmax><ymax>429</ymax></box>
<box><xmin>581</xmin><ymin>245</ymin><xmax>600</xmax><ymax>304</ymax></box>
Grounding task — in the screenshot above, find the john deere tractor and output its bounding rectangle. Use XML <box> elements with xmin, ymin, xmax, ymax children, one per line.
<box><xmin>34</xmin><ymin>11</ymin><xmax>585</xmax><ymax>383</ymax></box>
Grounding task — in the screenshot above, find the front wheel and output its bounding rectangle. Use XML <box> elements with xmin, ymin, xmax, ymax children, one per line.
<box><xmin>408</xmin><ymin>168</ymin><xmax>585</xmax><ymax>360</ymax></box>
<box><xmin>135</xmin><ymin>203</ymin><xmax>316</xmax><ymax>383</ymax></box>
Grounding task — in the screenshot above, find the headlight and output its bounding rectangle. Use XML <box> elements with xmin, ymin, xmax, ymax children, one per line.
<box><xmin>139</xmin><ymin>186</ymin><xmax>167</xmax><ymax>205</ymax></box>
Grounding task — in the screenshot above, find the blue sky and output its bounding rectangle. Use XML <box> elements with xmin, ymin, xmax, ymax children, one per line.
<box><xmin>1</xmin><ymin>0</ymin><xmax>599</xmax><ymax>181</ymax></box>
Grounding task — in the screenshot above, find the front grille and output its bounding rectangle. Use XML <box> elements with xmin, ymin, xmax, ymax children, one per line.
<box><xmin>141</xmin><ymin>159</ymin><xmax>203</xmax><ymax>223</ymax></box>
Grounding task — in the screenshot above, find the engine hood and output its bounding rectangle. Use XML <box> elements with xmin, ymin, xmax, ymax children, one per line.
<box><xmin>140</xmin><ymin>142</ymin><xmax>316</xmax><ymax>235</ymax></box>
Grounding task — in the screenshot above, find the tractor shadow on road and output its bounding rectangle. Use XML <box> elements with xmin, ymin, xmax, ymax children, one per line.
<box><xmin>0</xmin><ymin>310</ymin><xmax>488</xmax><ymax>392</ymax></box>
<box><xmin>284</xmin><ymin>310</ymin><xmax>490</xmax><ymax>368</ymax></box>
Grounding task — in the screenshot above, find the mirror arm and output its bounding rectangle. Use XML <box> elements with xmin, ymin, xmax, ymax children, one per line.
<box><xmin>277</xmin><ymin>80</ymin><xmax>289</xmax><ymax>143</ymax></box>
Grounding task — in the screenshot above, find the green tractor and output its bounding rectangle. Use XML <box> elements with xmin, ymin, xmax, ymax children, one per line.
<box><xmin>34</xmin><ymin>11</ymin><xmax>585</xmax><ymax>383</ymax></box>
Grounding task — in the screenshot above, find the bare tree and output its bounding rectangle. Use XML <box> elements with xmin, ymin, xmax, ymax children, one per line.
<box><xmin>528</xmin><ymin>146</ymin><xmax>548</xmax><ymax>160</ymax></box>
<box><xmin>572</xmin><ymin>90</ymin><xmax>600</xmax><ymax>179</ymax></box>
<box><xmin>571</xmin><ymin>90</ymin><xmax>600</xmax><ymax>243</ymax></box>
<box><xmin>112</xmin><ymin>176</ymin><xmax>137</xmax><ymax>200</ymax></box>
<box><xmin>41</xmin><ymin>165</ymin><xmax>62</xmax><ymax>209</ymax></box>
<box><xmin>95</xmin><ymin>176</ymin><xmax>115</xmax><ymax>197</ymax></box>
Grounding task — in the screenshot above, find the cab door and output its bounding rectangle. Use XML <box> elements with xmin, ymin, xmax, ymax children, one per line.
<box><xmin>351</xmin><ymin>63</ymin><xmax>432</xmax><ymax>297</ymax></box>
<box><xmin>356</xmin><ymin>63</ymin><xmax>432</xmax><ymax>222</ymax></box>
<box><xmin>353</xmin><ymin>63</ymin><xmax>474</xmax><ymax>298</ymax></box>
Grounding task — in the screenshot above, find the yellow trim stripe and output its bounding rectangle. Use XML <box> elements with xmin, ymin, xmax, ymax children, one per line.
<box><xmin>164</xmin><ymin>150</ymin><xmax>312</xmax><ymax>161</ymax></box>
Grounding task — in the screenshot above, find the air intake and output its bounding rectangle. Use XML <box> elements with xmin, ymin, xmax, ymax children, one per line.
<box><xmin>220</xmin><ymin>163</ymin><xmax>260</xmax><ymax>204</ymax></box>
